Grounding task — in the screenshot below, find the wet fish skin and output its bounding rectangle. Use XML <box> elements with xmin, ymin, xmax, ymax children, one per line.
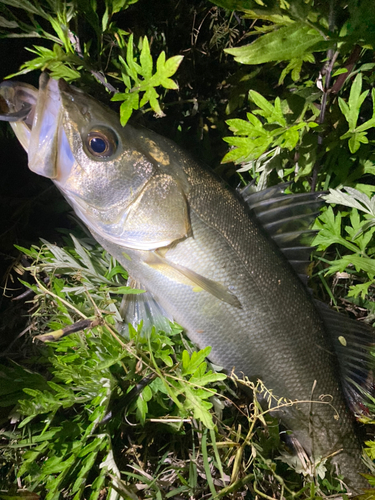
<box><xmin>0</xmin><ymin>74</ymin><xmax>371</xmax><ymax>493</ymax></box>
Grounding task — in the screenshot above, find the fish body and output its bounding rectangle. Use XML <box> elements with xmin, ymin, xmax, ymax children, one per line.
<box><xmin>0</xmin><ymin>74</ymin><xmax>372</xmax><ymax>492</ymax></box>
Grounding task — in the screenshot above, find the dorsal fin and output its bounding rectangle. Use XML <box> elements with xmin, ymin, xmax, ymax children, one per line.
<box><xmin>239</xmin><ymin>184</ymin><xmax>325</xmax><ymax>282</ymax></box>
<box><xmin>315</xmin><ymin>300</ymin><xmax>375</xmax><ymax>416</ymax></box>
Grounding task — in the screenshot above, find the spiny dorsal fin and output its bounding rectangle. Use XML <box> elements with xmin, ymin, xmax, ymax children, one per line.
<box><xmin>315</xmin><ymin>300</ymin><xmax>375</xmax><ymax>416</ymax></box>
<box><xmin>239</xmin><ymin>183</ymin><xmax>325</xmax><ymax>282</ymax></box>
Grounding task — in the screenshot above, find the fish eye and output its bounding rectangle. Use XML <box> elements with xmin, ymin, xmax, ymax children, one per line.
<box><xmin>86</xmin><ymin>127</ymin><xmax>118</xmax><ymax>158</ymax></box>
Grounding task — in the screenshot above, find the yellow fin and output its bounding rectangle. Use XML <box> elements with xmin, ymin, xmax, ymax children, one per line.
<box><xmin>146</xmin><ymin>252</ymin><xmax>242</xmax><ymax>309</ymax></box>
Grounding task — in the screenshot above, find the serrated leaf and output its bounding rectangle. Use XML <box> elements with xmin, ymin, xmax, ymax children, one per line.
<box><xmin>184</xmin><ymin>387</ymin><xmax>214</xmax><ymax>428</ymax></box>
<box><xmin>124</xmin><ymin>35</ymin><xmax>141</xmax><ymax>81</ymax></box>
<box><xmin>325</xmin><ymin>254</ymin><xmax>375</xmax><ymax>277</ymax></box>
<box><xmin>182</xmin><ymin>347</ymin><xmax>211</xmax><ymax>375</ymax></box>
<box><xmin>250</xmin><ymin>91</ymin><xmax>285</xmax><ymax>125</ymax></box>
<box><xmin>323</xmin><ymin>188</ymin><xmax>375</xmax><ymax>216</ymax></box>
<box><xmin>190</xmin><ymin>371</ymin><xmax>227</xmax><ymax>386</ymax></box>
<box><xmin>347</xmin><ymin>73</ymin><xmax>368</xmax><ymax>130</ymax></box>
<box><xmin>313</xmin><ymin>207</ymin><xmax>359</xmax><ymax>252</ymax></box>
<box><xmin>222</xmin><ymin>134</ymin><xmax>273</xmax><ymax>163</ymax></box>
<box><xmin>347</xmin><ymin>281</ymin><xmax>374</xmax><ymax>299</ymax></box>
<box><xmin>142</xmin><ymin>86</ymin><xmax>164</xmax><ymax>116</ymax></box>
<box><xmin>225</xmin><ymin>23</ymin><xmax>325</xmax><ymax>65</ymax></box>
<box><xmin>119</xmin><ymin>93</ymin><xmax>139</xmax><ymax>126</ymax></box>
<box><xmin>227</xmin><ymin>117</ymin><xmax>263</xmax><ymax>136</ymax></box>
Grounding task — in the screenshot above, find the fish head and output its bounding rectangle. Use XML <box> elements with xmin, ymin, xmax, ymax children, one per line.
<box><xmin>0</xmin><ymin>73</ymin><xmax>190</xmax><ymax>250</ymax></box>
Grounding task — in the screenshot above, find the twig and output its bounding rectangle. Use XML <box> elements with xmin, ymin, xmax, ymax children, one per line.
<box><xmin>311</xmin><ymin>0</ymin><xmax>338</xmax><ymax>191</ymax></box>
<box><xmin>216</xmin><ymin>473</ymin><xmax>254</xmax><ymax>498</ymax></box>
<box><xmin>34</xmin><ymin>318</ymin><xmax>101</xmax><ymax>342</ymax></box>
<box><xmin>331</xmin><ymin>45</ymin><xmax>362</xmax><ymax>94</ymax></box>
<box><xmin>68</xmin><ymin>31</ymin><xmax>118</xmax><ymax>94</ymax></box>
<box><xmin>33</xmin><ymin>274</ymin><xmax>87</xmax><ymax>319</ymax></box>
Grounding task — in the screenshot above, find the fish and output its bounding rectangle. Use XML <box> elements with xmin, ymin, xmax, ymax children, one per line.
<box><xmin>0</xmin><ymin>72</ymin><xmax>374</xmax><ymax>493</ymax></box>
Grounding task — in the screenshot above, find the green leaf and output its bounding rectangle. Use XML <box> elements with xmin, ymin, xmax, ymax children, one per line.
<box><xmin>119</xmin><ymin>93</ymin><xmax>139</xmax><ymax>126</ymax></box>
<box><xmin>225</xmin><ymin>23</ymin><xmax>326</xmax><ymax>65</ymax></box>
<box><xmin>250</xmin><ymin>92</ymin><xmax>285</xmax><ymax>125</ymax></box>
<box><xmin>347</xmin><ymin>73</ymin><xmax>368</xmax><ymax>130</ymax></box>
<box><xmin>0</xmin><ymin>0</ymin><xmax>46</xmax><ymax>17</ymax></box>
<box><xmin>349</xmin><ymin>132</ymin><xmax>368</xmax><ymax>153</ymax></box>
<box><xmin>161</xmin><ymin>54</ymin><xmax>184</xmax><ymax>79</ymax></box>
<box><xmin>77</xmin><ymin>437</ymin><xmax>103</xmax><ymax>458</ymax></box>
<box><xmin>115</xmin><ymin>35</ymin><xmax>182</xmax><ymax>124</ymax></box>
<box><xmin>142</xmin><ymin>385</ymin><xmax>153</xmax><ymax>402</ymax></box>
<box><xmin>313</xmin><ymin>207</ymin><xmax>360</xmax><ymax>253</ymax></box>
<box><xmin>184</xmin><ymin>387</ymin><xmax>214</xmax><ymax>428</ymax></box>
<box><xmin>227</xmin><ymin>117</ymin><xmax>265</xmax><ymax>136</ymax></box>
<box><xmin>323</xmin><ymin>187</ymin><xmax>375</xmax><ymax>216</ymax></box>
<box><xmin>139</xmin><ymin>36</ymin><xmax>153</xmax><ymax>80</ymax></box>
<box><xmin>347</xmin><ymin>281</ymin><xmax>374</xmax><ymax>299</ymax></box>
<box><xmin>136</xmin><ymin>393</ymin><xmax>148</xmax><ymax>424</ymax></box>
<box><xmin>332</xmin><ymin>67</ymin><xmax>349</xmax><ymax>77</ymax></box>
<box><xmin>41</xmin><ymin>454</ymin><xmax>76</xmax><ymax>474</ymax></box>
<box><xmin>338</xmin><ymin>97</ymin><xmax>350</xmax><ymax>123</ymax></box>
<box><xmin>190</xmin><ymin>371</ymin><xmax>227</xmax><ymax>386</ymax></box>
<box><xmin>325</xmin><ymin>254</ymin><xmax>375</xmax><ymax>277</ymax></box>
<box><xmin>124</xmin><ymin>35</ymin><xmax>141</xmax><ymax>82</ymax></box>
<box><xmin>182</xmin><ymin>347</ymin><xmax>211</xmax><ymax>375</ymax></box>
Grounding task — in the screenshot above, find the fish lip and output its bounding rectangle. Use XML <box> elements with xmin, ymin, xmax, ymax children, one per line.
<box><xmin>0</xmin><ymin>80</ymin><xmax>38</xmax><ymax>123</ymax></box>
<box><xmin>26</xmin><ymin>74</ymin><xmax>65</xmax><ymax>179</ymax></box>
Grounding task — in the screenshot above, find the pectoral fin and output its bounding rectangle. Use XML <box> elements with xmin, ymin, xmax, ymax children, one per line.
<box><xmin>146</xmin><ymin>252</ymin><xmax>242</xmax><ymax>308</ymax></box>
<box><xmin>119</xmin><ymin>277</ymin><xmax>173</xmax><ymax>336</ymax></box>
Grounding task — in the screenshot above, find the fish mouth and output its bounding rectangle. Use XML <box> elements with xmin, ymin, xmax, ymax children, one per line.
<box><xmin>0</xmin><ymin>81</ymin><xmax>36</xmax><ymax>122</ymax></box>
<box><xmin>0</xmin><ymin>80</ymin><xmax>38</xmax><ymax>152</ymax></box>
<box><xmin>0</xmin><ymin>73</ymin><xmax>74</xmax><ymax>181</ymax></box>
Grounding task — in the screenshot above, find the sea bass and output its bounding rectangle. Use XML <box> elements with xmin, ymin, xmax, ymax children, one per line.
<box><xmin>0</xmin><ymin>73</ymin><xmax>373</xmax><ymax>493</ymax></box>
